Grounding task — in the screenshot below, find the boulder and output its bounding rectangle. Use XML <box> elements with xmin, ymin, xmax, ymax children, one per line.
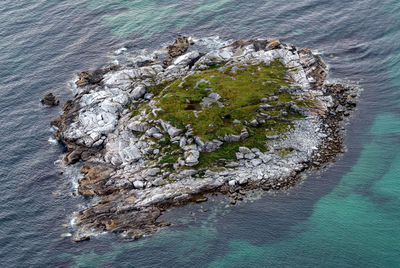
<box><xmin>167</xmin><ymin>36</ymin><xmax>194</xmax><ymax>58</ymax></box>
<box><xmin>41</xmin><ymin>93</ymin><xmax>59</xmax><ymax>106</ymax></box>
<box><xmin>134</xmin><ymin>181</ymin><xmax>144</xmax><ymax>189</ymax></box>
<box><xmin>184</xmin><ymin>149</ymin><xmax>200</xmax><ymax>166</ymax></box>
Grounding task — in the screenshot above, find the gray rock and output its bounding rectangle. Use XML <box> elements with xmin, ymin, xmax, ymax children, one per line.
<box><xmin>250</xmin><ymin>119</ymin><xmax>258</xmax><ymax>127</ymax></box>
<box><xmin>179</xmin><ymin>136</ymin><xmax>187</xmax><ymax>148</ymax></box>
<box><xmin>168</xmin><ymin>126</ymin><xmax>183</xmax><ymax>138</ymax></box>
<box><xmin>131</xmin><ymin>85</ymin><xmax>146</xmax><ymax>99</ymax></box>
<box><xmin>147</xmin><ymin>168</ymin><xmax>160</xmax><ymax>176</ymax></box>
<box><xmin>224</xmin><ymin>134</ymin><xmax>241</xmax><ymax>142</ymax></box>
<box><xmin>244</xmin><ymin>153</ymin><xmax>256</xmax><ymax>160</ymax></box>
<box><xmin>250</xmin><ymin>158</ymin><xmax>262</xmax><ymax>167</ymax></box>
<box><xmin>128</xmin><ymin>121</ymin><xmax>150</xmax><ymax>132</ymax></box>
<box><xmin>266</xmin><ymin>135</ymin><xmax>279</xmax><ymax>140</ymax></box>
<box><xmin>184</xmin><ymin>149</ymin><xmax>200</xmax><ymax>166</ymax></box>
<box><xmin>236</xmin><ymin>152</ymin><xmax>244</xmax><ymax>160</ymax></box>
<box><xmin>228</xmin><ymin>180</ymin><xmax>236</xmax><ymax>186</ymax></box>
<box><xmin>239</xmin><ymin>147</ymin><xmax>251</xmax><ymax>154</ymax></box>
<box><xmin>134</xmin><ymin>181</ymin><xmax>144</xmax><ymax>189</ymax></box>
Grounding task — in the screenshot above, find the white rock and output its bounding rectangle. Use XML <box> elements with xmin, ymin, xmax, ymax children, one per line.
<box><xmin>228</xmin><ymin>180</ymin><xmax>236</xmax><ymax>186</ymax></box>
<box><xmin>250</xmin><ymin>158</ymin><xmax>262</xmax><ymax>167</ymax></box>
<box><xmin>168</xmin><ymin>126</ymin><xmax>183</xmax><ymax>138</ymax></box>
<box><xmin>184</xmin><ymin>150</ymin><xmax>200</xmax><ymax>166</ymax></box>
<box><xmin>133</xmin><ymin>181</ymin><xmax>144</xmax><ymax>189</ymax></box>
<box><xmin>131</xmin><ymin>85</ymin><xmax>146</xmax><ymax>99</ymax></box>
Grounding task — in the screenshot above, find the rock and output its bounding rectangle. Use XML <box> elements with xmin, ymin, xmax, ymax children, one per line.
<box><xmin>244</xmin><ymin>153</ymin><xmax>256</xmax><ymax>160</ymax></box>
<box><xmin>167</xmin><ymin>36</ymin><xmax>194</xmax><ymax>58</ymax></box>
<box><xmin>75</xmin><ymin>66</ymin><xmax>118</xmax><ymax>87</ymax></box>
<box><xmin>134</xmin><ymin>181</ymin><xmax>144</xmax><ymax>189</ymax></box>
<box><xmin>238</xmin><ymin>177</ymin><xmax>248</xmax><ymax>185</ymax></box>
<box><xmin>194</xmin><ymin>196</ymin><xmax>208</xmax><ymax>203</ymax></box>
<box><xmin>63</xmin><ymin>150</ymin><xmax>81</xmax><ymax>165</ymax></box>
<box><xmin>228</xmin><ymin>180</ymin><xmax>236</xmax><ymax>186</ymax></box>
<box><xmin>128</xmin><ymin>121</ymin><xmax>150</xmax><ymax>132</ymax></box>
<box><xmin>184</xmin><ymin>149</ymin><xmax>199</xmax><ymax>166</ymax></box>
<box><xmin>236</xmin><ymin>152</ymin><xmax>244</xmax><ymax>160</ymax></box>
<box><xmin>174</xmin><ymin>51</ymin><xmax>200</xmax><ymax>66</ymax></box>
<box><xmin>41</xmin><ymin>93</ymin><xmax>59</xmax><ymax>106</ymax></box>
<box><xmin>250</xmin><ymin>158</ymin><xmax>263</xmax><ymax>167</ymax></box>
<box><xmin>73</xmin><ymin>235</ymin><xmax>90</xmax><ymax>242</ymax></box>
<box><xmin>250</xmin><ymin>119</ymin><xmax>258</xmax><ymax>127</ymax></box>
<box><xmin>239</xmin><ymin>147</ymin><xmax>251</xmax><ymax>154</ymax></box>
<box><xmin>131</xmin><ymin>85</ymin><xmax>146</xmax><ymax>100</ymax></box>
<box><xmin>267</xmin><ymin>39</ymin><xmax>281</xmax><ymax>49</ymax></box>
<box><xmin>147</xmin><ymin>168</ymin><xmax>160</xmax><ymax>176</ymax></box>
<box><xmin>168</xmin><ymin>126</ymin><xmax>183</xmax><ymax>138</ymax></box>
<box><xmin>224</xmin><ymin>134</ymin><xmax>241</xmax><ymax>142</ymax></box>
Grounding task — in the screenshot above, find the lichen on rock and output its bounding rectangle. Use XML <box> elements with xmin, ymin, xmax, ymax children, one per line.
<box><xmin>51</xmin><ymin>36</ymin><xmax>360</xmax><ymax>242</ymax></box>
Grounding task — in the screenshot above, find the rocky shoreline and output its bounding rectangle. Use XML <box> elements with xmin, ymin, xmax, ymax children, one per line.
<box><xmin>51</xmin><ymin>37</ymin><xmax>359</xmax><ymax>242</ymax></box>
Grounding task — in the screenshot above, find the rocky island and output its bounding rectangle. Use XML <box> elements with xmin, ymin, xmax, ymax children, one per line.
<box><xmin>51</xmin><ymin>37</ymin><xmax>359</xmax><ymax>241</ymax></box>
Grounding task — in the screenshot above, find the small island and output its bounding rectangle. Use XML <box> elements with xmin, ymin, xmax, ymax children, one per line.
<box><xmin>51</xmin><ymin>37</ymin><xmax>359</xmax><ymax>241</ymax></box>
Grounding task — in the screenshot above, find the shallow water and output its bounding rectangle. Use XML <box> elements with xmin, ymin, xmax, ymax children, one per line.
<box><xmin>0</xmin><ymin>0</ymin><xmax>399</xmax><ymax>267</ymax></box>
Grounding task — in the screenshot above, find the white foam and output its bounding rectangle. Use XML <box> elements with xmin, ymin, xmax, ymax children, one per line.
<box><xmin>48</xmin><ymin>137</ymin><xmax>58</xmax><ymax>145</ymax></box>
<box><xmin>114</xmin><ymin>47</ymin><xmax>127</xmax><ymax>55</ymax></box>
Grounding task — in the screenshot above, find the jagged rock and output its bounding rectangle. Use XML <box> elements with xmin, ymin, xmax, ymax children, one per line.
<box><xmin>184</xmin><ymin>149</ymin><xmax>200</xmax><ymax>166</ymax></box>
<box><xmin>41</xmin><ymin>93</ymin><xmax>59</xmax><ymax>106</ymax></box>
<box><xmin>168</xmin><ymin>126</ymin><xmax>183</xmax><ymax>138</ymax></box>
<box><xmin>239</xmin><ymin>147</ymin><xmax>251</xmax><ymax>154</ymax></box>
<box><xmin>167</xmin><ymin>36</ymin><xmax>194</xmax><ymax>58</ymax></box>
<box><xmin>75</xmin><ymin>66</ymin><xmax>118</xmax><ymax>87</ymax></box>
<box><xmin>267</xmin><ymin>39</ymin><xmax>281</xmax><ymax>49</ymax></box>
<box><xmin>131</xmin><ymin>85</ymin><xmax>146</xmax><ymax>99</ymax></box>
<box><xmin>128</xmin><ymin>121</ymin><xmax>150</xmax><ymax>132</ymax></box>
<box><xmin>146</xmin><ymin>168</ymin><xmax>160</xmax><ymax>176</ymax></box>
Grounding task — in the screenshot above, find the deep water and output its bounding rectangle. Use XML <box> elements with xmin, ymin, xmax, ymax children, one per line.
<box><xmin>0</xmin><ymin>0</ymin><xmax>399</xmax><ymax>267</ymax></box>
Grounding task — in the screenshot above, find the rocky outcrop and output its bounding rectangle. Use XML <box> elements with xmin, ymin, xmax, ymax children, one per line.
<box><xmin>41</xmin><ymin>93</ymin><xmax>59</xmax><ymax>106</ymax></box>
<box><xmin>52</xmin><ymin>37</ymin><xmax>360</xmax><ymax>242</ymax></box>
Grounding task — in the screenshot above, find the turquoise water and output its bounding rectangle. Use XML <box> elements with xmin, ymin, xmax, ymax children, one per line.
<box><xmin>0</xmin><ymin>0</ymin><xmax>399</xmax><ymax>267</ymax></box>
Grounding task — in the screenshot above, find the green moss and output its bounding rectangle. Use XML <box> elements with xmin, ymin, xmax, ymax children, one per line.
<box><xmin>136</xmin><ymin>60</ymin><xmax>305</xmax><ymax>169</ymax></box>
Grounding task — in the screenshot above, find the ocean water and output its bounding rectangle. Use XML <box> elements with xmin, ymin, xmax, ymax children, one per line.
<box><xmin>0</xmin><ymin>0</ymin><xmax>399</xmax><ymax>267</ymax></box>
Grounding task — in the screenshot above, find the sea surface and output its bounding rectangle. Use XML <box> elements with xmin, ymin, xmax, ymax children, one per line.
<box><xmin>0</xmin><ymin>0</ymin><xmax>399</xmax><ymax>267</ymax></box>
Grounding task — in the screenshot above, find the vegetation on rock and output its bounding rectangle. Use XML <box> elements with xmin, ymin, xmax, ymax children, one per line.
<box><xmin>132</xmin><ymin>59</ymin><xmax>309</xmax><ymax>169</ymax></box>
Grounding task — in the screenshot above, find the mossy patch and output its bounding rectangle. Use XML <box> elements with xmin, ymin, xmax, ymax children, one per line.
<box><xmin>135</xmin><ymin>60</ymin><xmax>306</xmax><ymax>169</ymax></box>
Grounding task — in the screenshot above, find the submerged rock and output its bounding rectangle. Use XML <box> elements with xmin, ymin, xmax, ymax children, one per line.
<box><xmin>52</xmin><ymin>36</ymin><xmax>360</xmax><ymax>241</ymax></box>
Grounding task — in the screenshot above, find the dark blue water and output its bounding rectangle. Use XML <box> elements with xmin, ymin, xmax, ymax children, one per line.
<box><xmin>0</xmin><ymin>0</ymin><xmax>399</xmax><ymax>267</ymax></box>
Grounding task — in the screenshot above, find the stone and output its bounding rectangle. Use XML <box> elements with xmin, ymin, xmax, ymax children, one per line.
<box><xmin>168</xmin><ymin>126</ymin><xmax>183</xmax><ymax>138</ymax></box>
<box><xmin>127</xmin><ymin>121</ymin><xmax>150</xmax><ymax>132</ymax></box>
<box><xmin>147</xmin><ymin>168</ymin><xmax>161</xmax><ymax>176</ymax></box>
<box><xmin>134</xmin><ymin>181</ymin><xmax>144</xmax><ymax>189</ymax></box>
<box><xmin>184</xmin><ymin>149</ymin><xmax>199</xmax><ymax>166</ymax></box>
<box><xmin>239</xmin><ymin>147</ymin><xmax>251</xmax><ymax>154</ymax></box>
<box><xmin>228</xmin><ymin>180</ymin><xmax>236</xmax><ymax>186</ymax></box>
<box><xmin>41</xmin><ymin>93</ymin><xmax>59</xmax><ymax>106</ymax></box>
<box><xmin>131</xmin><ymin>85</ymin><xmax>146</xmax><ymax>99</ymax></box>
<box><xmin>167</xmin><ymin>36</ymin><xmax>194</xmax><ymax>58</ymax></box>
<box><xmin>236</xmin><ymin>152</ymin><xmax>244</xmax><ymax>160</ymax></box>
<box><xmin>267</xmin><ymin>39</ymin><xmax>281</xmax><ymax>49</ymax></box>
<box><xmin>251</xmin><ymin>158</ymin><xmax>263</xmax><ymax>167</ymax></box>
<box><xmin>244</xmin><ymin>153</ymin><xmax>256</xmax><ymax>160</ymax></box>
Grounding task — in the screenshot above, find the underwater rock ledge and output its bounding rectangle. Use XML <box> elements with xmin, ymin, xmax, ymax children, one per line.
<box><xmin>50</xmin><ymin>36</ymin><xmax>360</xmax><ymax>242</ymax></box>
